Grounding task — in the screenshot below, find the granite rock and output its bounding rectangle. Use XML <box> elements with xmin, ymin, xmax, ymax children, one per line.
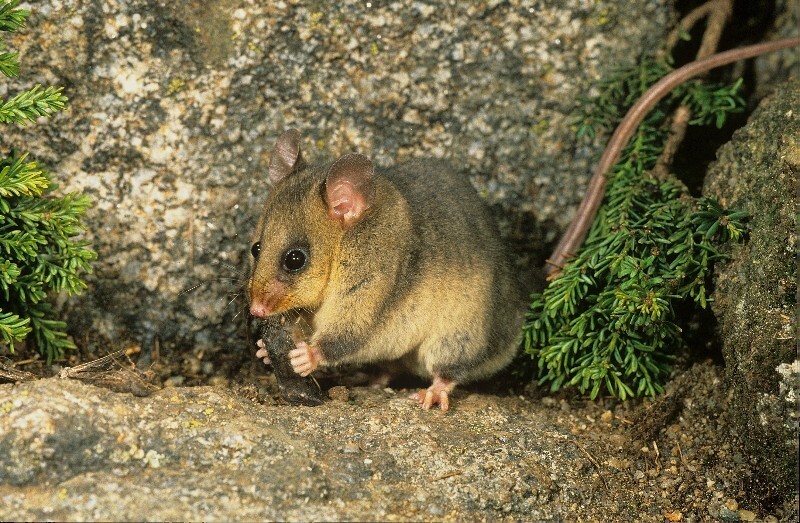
<box><xmin>0</xmin><ymin>369</ymin><xmax>781</xmax><ymax>521</ymax></box>
<box><xmin>0</xmin><ymin>0</ymin><xmax>673</xmax><ymax>362</ymax></box>
<box><xmin>703</xmin><ymin>78</ymin><xmax>799</xmax><ymax>508</ymax></box>
<box><xmin>0</xmin><ymin>378</ymin><xmax>615</xmax><ymax>521</ymax></box>
<box><xmin>754</xmin><ymin>0</ymin><xmax>800</xmax><ymax>97</ymax></box>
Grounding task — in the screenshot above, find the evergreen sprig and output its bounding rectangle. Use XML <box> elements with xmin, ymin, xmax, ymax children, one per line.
<box><xmin>0</xmin><ymin>0</ymin><xmax>26</xmax><ymax>31</ymax></box>
<box><xmin>0</xmin><ymin>1</ymin><xmax>96</xmax><ymax>362</ymax></box>
<box><xmin>0</xmin><ymin>1</ymin><xmax>26</xmax><ymax>77</ymax></box>
<box><xmin>523</xmin><ymin>58</ymin><xmax>746</xmax><ymax>399</ymax></box>
<box><xmin>0</xmin><ymin>153</ymin><xmax>96</xmax><ymax>362</ymax></box>
<box><xmin>0</xmin><ymin>41</ymin><xmax>20</xmax><ymax>77</ymax></box>
<box><xmin>0</xmin><ymin>84</ymin><xmax>68</xmax><ymax>125</ymax></box>
<box><xmin>0</xmin><ymin>152</ymin><xmax>50</xmax><ymax>198</ymax></box>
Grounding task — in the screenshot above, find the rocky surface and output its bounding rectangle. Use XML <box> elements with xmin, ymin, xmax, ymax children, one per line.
<box><xmin>0</xmin><ymin>0</ymin><xmax>673</xmax><ymax>365</ymax></box>
<box><xmin>703</xmin><ymin>78</ymin><xmax>799</xmax><ymax>508</ymax></box>
<box><xmin>2</xmin><ymin>1</ymin><xmax>798</xmax><ymax>520</ymax></box>
<box><xmin>0</xmin><ymin>370</ymin><xmax>789</xmax><ymax>521</ymax></box>
<box><xmin>754</xmin><ymin>0</ymin><xmax>800</xmax><ymax>96</ymax></box>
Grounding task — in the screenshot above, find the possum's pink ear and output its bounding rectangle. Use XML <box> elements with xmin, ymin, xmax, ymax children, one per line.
<box><xmin>324</xmin><ymin>153</ymin><xmax>374</xmax><ymax>227</ymax></box>
<box><xmin>268</xmin><ymin>128</ymin><xmax>306</xmax><ymax>185</ymax></box>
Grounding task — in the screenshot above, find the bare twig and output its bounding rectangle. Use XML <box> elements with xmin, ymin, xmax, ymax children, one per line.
<box><xmin>654</xmin><ymin>0</ymin><xmax>732</xmax><ymax>181</ymax></box>
<box><xmin>12</xmin><ymin>357</ymin><xmax>40</xmax><ymax>366</ymax></box>
<box><xmin>567</xmin><ymin>439</ymin><xmax>608</xmax><ymax>490</ymax></box>
<box><xmin>545</xmin><ymin>37</ymin><xmax>800</xmax><ymax>276</ymax></box>
<box><xmin>677</xmin><ymin>440</ymin><xmax>689</xmax><ymax>470</ymax></box>
<box><xmin>652</xmin><ymin>106</ymin><xmax>693</xmax><ymax>182</ymax></box>
<box><xmin>652</xmin><ymin>440</ymin><xmax>662</xmax><ymax>473</ymax></box>
<box><xmin>433</xmin><ymin>470</ymin><xmax>463</xmax><ymax>481</ymax></box>
<box><xmin>0</xmin><ymin>362</ymin><xmax>36</xmax><ymax>382</ymax></box>
<box><xmin>665</xmin><ymin>0</ymin><xmax>726</xmax><ymax>52</ymax></box>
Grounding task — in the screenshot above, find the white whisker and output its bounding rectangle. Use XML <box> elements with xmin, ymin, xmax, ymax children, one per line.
<box><xmin>225</xmin><ymin>294</ymin><xmax>240</xmax><ymax>309</ymax></box>
<box><xmin>179</xmin><ymin>282</ymin><xmax>206</xmax><ymax>295</ymax></box>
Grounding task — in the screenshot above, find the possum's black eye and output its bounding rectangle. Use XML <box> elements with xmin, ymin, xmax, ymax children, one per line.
<box><xmin>282</xmin><ymin>248</ymin><xmax>308</xmax><ymax>273</ymax></box>
<box><xmin>251</xmin><ymin>242</ymin><xmax>261</xmax><ymax>259</ymax></box>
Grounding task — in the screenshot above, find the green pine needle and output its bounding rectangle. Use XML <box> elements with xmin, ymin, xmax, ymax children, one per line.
<box><xmin>0</xmin><ymin>3</ymin><xmax>94</xmax><ymax>362</ymax></box>
<box><xmin>0</xmin><ymin>1</ymin><xmax>27</xmax><ymax>33</ymax></box>
<box><xmin>0</xmin><ymin>309</ymin><xmax>30</xmax><ymax>346</ymax></box>
<box><xmin>0</xmin><ymin>85</ymin><xmax>68</xmax><ymax>125</ymax></box>
<box><xmin>0</xmin><ymin>0</ymin><xmax>27</xmax><ymax>78</ymax></box>
<box><xmin>0</xmin><ymin>43</ymin><xmax>20</xmax><ymax>77</ymax></box>
<box><xmin>0</xmin><ymin>152</ymin><xmax>50</xmax><ymax>198</ymax></box>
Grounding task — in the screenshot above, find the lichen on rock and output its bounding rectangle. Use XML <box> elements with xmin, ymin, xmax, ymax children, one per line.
<box><xmin>703</xmin><ymin>77</ymin><xmax>799</xmax><ymax>508</ymax></box>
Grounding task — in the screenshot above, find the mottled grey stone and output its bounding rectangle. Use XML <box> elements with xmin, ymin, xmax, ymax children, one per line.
<box><xmin>703</xmin><ymin>78</ymin><xmax>799</xmax><ymax>507</ymax></box>
<box><xmin>0</xmin><ymin>378</ymin><xmax>601</xmax><ymax>521</ymax></box>
<box><xmin>0</xmin><ymin>0</ymin><xmax>673</xmax><ymax>360</ymax></box>
<box><xmin>754</xmin><ymin>0</ymin><xmax>800</xmax><ymax>97</ymax></box>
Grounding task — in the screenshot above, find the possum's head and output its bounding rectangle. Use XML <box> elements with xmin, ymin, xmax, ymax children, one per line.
<box><xmin>247</xmin><ymin>129</ymin><xmax>375</xmax><ymax>318</ymax></box>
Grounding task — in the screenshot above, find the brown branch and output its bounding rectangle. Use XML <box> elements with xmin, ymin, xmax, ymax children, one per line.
<box><xmin>652</xmin><ymin>105</ymin><xmax>692</xmax><ymax>182</ymax></box>
<box><xmin>653</xmin><ymin>0</ymin><xmax>733</xmax><ymax>181</ymax></box>
<box><xmin>665</xmin><ymin>0</ymin><xmax>722</xmax><ymax>52</ymax></box>
<box><xmin>545</xmin><ymin>37</ymin><xmax>800</xmax><ymax>276</ymax></box>
<box><xmin>693</xmin><ymin>0</ymin><xmax>733</xmax><ymax>61</ymax></box>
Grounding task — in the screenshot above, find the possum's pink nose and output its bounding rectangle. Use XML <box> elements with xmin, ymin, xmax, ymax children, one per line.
<box><xmin>249</xmin><ymin>281</ymin><xmax>289</xmax><ymax>318</ymax></box>
<box><xmin>249</xmin><ymin>300</ymin><xmax>274</xmax><ymax>318</ymax></box>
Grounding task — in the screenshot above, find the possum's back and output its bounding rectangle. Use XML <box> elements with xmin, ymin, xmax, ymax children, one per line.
<box><xmin>383</xmin><ymin>159</ymin><xmax>505</xmax><ymax>266</ymax></box>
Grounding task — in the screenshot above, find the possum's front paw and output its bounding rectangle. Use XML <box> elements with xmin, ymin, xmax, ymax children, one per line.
<box><xmin>289</xmin><ymin>341</ymin><xmax>325</xmax><ymax>377</ymax></box>
<box><xmin>255</xmin><ymin>339</ymin><xmax>271</xmax><ymax>365</ymax></box>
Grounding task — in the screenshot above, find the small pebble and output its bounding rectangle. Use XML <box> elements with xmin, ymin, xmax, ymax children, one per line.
<box><xmin>343</xmin><ymin>442</ymin><xmax>361</xmax><ymax>454</ymax></box>
<box><xmin>718</xmin><ymin>506</ymin><xmax>740</xmax><ymax>522</ymax></box>
<box><xmin>328</xmin><ymin>385</ymin><xmax>350</xmax><ymax>402</ymax></box>
<box><xmin>737</xmin><ymin>510</ymin><xmax>756</xmax><ymax>522</ymax></box>
<box><xmin>163</xmin><ymin>376</ymin><xmax>185</xmax><ymax>387</ymax></box>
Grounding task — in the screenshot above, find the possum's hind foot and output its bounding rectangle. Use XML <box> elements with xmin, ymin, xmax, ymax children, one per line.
<box><xmin>410</xmin><ymin>375</ymin><xmax>455</xmax><ymax>412</ymax></box>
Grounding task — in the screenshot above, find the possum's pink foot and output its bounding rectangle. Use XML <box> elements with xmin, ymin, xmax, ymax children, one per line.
<box><xmin>410</xmin><ymin>375</ymin><xmax>455</xmax><ymax>412</ymax></box>
<box><xmin>255</xmin><ymin>339</ymin><xmax>271</xmax><ymax>365</ymax></box>
<box><xmin>289</xmin><ymin>341</ymin><xmax>325</xmax><ymax>377</ymax></box>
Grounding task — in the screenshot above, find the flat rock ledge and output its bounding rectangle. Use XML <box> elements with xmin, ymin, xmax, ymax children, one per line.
<box><xmin>0</xmin><ymin>367</ymin><xmax>784</xmax><ymax>521</ymax></box>
<box><xmin>1</xmin><ymin>379</ymin><xmax>592</xmax><ymax>521</ymax></box>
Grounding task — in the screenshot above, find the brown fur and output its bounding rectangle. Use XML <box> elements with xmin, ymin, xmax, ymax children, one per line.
<box><xmin>249</xmin><ymin>130</ymin><xmax>524</xmax><ymax>385</ymax></box>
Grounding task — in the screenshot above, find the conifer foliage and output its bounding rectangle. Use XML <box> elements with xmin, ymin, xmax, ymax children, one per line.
<box><xmin>0</xmin><ymin>1</ymin><xmax>95</xmax><ymax>362</ymax></box>
<box><xmin>523</xmin><ymin>58</ymin><xmax>746</xmax><ymax>399</ymax></box>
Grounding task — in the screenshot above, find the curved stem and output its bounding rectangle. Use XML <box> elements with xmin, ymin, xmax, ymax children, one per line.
<box><xmin>546</xmin><ymin>37</ymin><xmax>800</xmax><ymax>276</ymax></box>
